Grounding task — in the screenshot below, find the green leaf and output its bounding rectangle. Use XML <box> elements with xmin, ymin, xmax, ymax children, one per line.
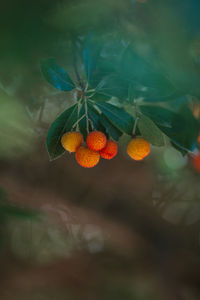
<box><xmin>78</xmin><ymin>105</ymin><xmax>88</xmax><ymax>139</ymax></box>
<box><xmin>95</xmin><ymin>102</ymin><xmax>134</xmax><ymax>135</ymax></box>
<box><xmin>40</xmin><ymin>58</ymin><xmax>75</xmax><ymax>91</ymax></box>
<box><xmin>142</xmin><ymin>91</ymin><xmax>184</xmax><ymax>103</ymax></box>
<box><xmin>138</xmin><ymin>114</ymin><xmax>165</xmax><ymax>146</ymax></box>
<box><xmin>170</xmin><ymin>141</ymin><xmax>187</xmax><ymax>156</ymax></box>
<box><xmin>120</xmin><ymin>46</ymin><xmax>175</xmax><ymax>97</ymax></box>
<box><xmin>140</xmin><ymin>104</ymin><xmax>199</xmax><ymax>152</ymax></box>
<box><xmin>88</xmin><ymin>38</ymin><xmax>127</xmax><ymax>89</ymax></box>
<box><xmin>128</xmin><ymin>83</ymin><xmax>135</xmax><ymax>104</ymax></box>
<box><xmin>176</xmin><ymin>104</ymin><xmax>199</xmax><ymax>151</ymax></box>
<box><xmin>46</xmin><ymin>104</ymin><xmax>78</xmax><ymax>161</ymax></box>
<box><xmin>87</xmin><ymin>103</ymin><xmax>105</xmax><ymax>131</ymax></box>
<box><xmin>89</xmin><ymin>92</ymin><xmax>110</xmax><ymax>102</ymax></box>
<box><xmin>83</xmin><ymin>34</ymin><xmax>101</xmax><ymax>84</ymax></box>
<box><xmin>100</xmin><ymin>114</ymin><xmax>123</xmax><ymax>141</ymax></box>
<box><xmin>96</xmin><ymin>74</ymin><xmax>128</xmax><ymax>100</ymax></box>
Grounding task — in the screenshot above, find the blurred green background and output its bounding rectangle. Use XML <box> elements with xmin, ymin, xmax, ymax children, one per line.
<box><xmin>1</xmin><ymin>0</ymin><xmax>200</xmax><ymax>299</ymax></box>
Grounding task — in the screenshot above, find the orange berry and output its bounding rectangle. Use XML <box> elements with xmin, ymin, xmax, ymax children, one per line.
<box><xmin>198</xmin><ymin>135</ymin><xmax>200</xmax><ymax>143</ymax></box>
<box><xmin>191</xmin><ymin>154</ymin><xmax>200</xmax><ymax>172</ymax></box>
<box><xmin>61</xmin><ymin>131</ymin><xmax>83</xmax><ymax>153</ymax></box>
<box><xmin>86</xmin><ymin>131</ymin><xmax>107</xmax><ymax>151</ymax></box>
<box><xmin>100</xmin><ymin>140</ymin><xmax>118</xmax><ymax>160</ymax></box>
<box><xmin>126</xmin><ymin>137</ymin><xmax>150</xmax><ymax>161</ymax></box>
<box><xmin>75</xmin><ymin>146</ymin><xmax>100</xmax><ymax>168</ymax></box>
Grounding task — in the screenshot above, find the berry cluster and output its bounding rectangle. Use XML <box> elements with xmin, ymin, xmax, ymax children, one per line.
<box><xmin>61</xmin><ymin>131</ymin><xmax>150</xmax><ymax>168</ymax></box>
<box><xmin>61</xmin><ymin>131</ymin><xmax>117</xmax><ymax>168</ymax></box>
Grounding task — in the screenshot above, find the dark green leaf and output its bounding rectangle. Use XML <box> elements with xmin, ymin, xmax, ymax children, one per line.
<box><xmin>100</xmin><ymin>114</ymin><xmax>123</xmax><ymax>141</ymax></box>
<box><xmin>90</xmin><ymin>92</ymin><xmax>110</xmax><ymax>102</ymax></box>
<box><xmin>78</xmin><ymin>105</ymin><xmax>88</xmax><ymax>139</ymax></box>
<box><xmin>138</xmin><ymin>114</ymin><xmax>165</xmax><ymax>146</ymax></box>
<box><xmin>87</xmin><ymin>103</ymin><xmax>104</xmax><ymax>130</ymax></box>
<box><xmin>142</xmin><ymin>91</ymin><xmax>184</xmax><ymax>103</ymax></box>
<box><xmin>46</xmin><ymin>104</ymin><xmax>78</xmax><ymax>161</ymax></box>
<box><xmin>140</xmin><ymin>104</ymin><xmax>199</xmax><ymax>151</ymax></box>
<box><xmin>95</xmin><ymin>102</ymin><xmax>134</xmax><ymax>135</ymax></box>
<box><xmin>170</xmin><ymin>141</ymin><xmax>188</xmax><ymax>156</ymax></box>
<box><xmin>40</xmin><ymin>58</ymin><xmax>75</xmax><ymax>91</ymax></box>
<box><xmin>83</xmin><ymin>34</ymin><xmax>101</xmax><ymax>83</ymax></box>
<box><xmin>88</xmin><ymin>38</ymin><xmax>126</xmax><ymax>88</ymax></box>
<box><xmin>128</xmin><ymin>83</ymin><xmax>135</xmax><ymax>104</ymax></box>
<box><xmin>96</xmin><ymin>74</ymin><xmax>128</xmax><ymax>100</ymax></box>
<box><xmin>120</xmin><ymin>46</ymin><xmax>175</xmax><ymax>97</ymax></box>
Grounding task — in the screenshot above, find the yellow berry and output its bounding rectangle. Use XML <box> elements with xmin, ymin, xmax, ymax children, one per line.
<box><xmin>61</xmin><ymin>131</ymin><xmax>83</xmax><ymax>153</ymax></box>
<box><xmin>126</xmin><ymin>137</ymin><xmax>150</xmax><ymax>161</ymax></box>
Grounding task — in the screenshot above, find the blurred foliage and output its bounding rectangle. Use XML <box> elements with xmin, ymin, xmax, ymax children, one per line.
<box><xmin>46</xmin><ymin>0</ymin><xmax>129</xmax><ymax>35</ymax></box>
<box><xmin>0</xmin><ymin>187</ymin><xmax>39</xmax><ymax>250</ymax></box>
<box><xmin>0</xmin><ymin>89</ymin><xmax>36</xmax><ymax>159</ymax></box>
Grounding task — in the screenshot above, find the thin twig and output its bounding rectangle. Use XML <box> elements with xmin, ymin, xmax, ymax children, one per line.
<box><xmin>72</xmin><ymin>114</ymin><xmax>85</xmax><ymax>130</ymax></box>
<box><xmin>84</xmin><ymin>97</ymin><xmax>89</xmax><ymax>134</ymax></box>
<box><xmin>89</xmin><ymin>119</ymin><xmax>94</xmax><ymax>130</ymax></box>
<box><xmin>132</xmin><ymin>116</ymin><xmax>139</xmax><ymax>136</ymax></box>
<box><xmin>76</xmin><ymin>100</ymin><xmax>82</xmax><ymax>131</ymax></box>
<box><xmin>132</xmin><ymin>98</ymin><xmax>140</xmax><ymax>136</ymax></box>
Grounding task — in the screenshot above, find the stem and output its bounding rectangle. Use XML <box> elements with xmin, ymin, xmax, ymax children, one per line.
<box><xmin>87</xmin><ymin>89</ymin><xmax>95</xmax><ymax>93</ymax></box>
<box><xmin>132</xmin><ymin>116</ymin><xmax>139</xmax><ymax>136</ymax></box>
<box><xmin>84</xmin><ymin>82</ymin><xmax>89</xmax><ymax>93</ymax></box>
<box><xmin>84</xmin><ymin>97</ymin><xmax>89</xmax><ymax>134</ymax></box>
<box><xmin>132</xmin><ymin>98</ymin><xmax>139</xmax><ymax>136</ymax></box>
<box><xmin>87</xmin><ymin>92</ymin><xmax>96</xmax><ymax>99</ymax></box>
<box><xmin>89</xmin><ymin>119</ymin><xmax>94</xmax><ymax>130</ymax></box>
<box><xmin>76</xmin><ymin>100</ymin><xmax>82</xmax><ymax>131</ymax></box>
<box><xmin>72</xmin><ymin>114</ymin><xmax>86</xmax><ymax>130</ymax></box>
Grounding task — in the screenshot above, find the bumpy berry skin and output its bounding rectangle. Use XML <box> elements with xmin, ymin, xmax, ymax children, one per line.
<box><xmin>191</xmin><ymin>154</ymin><xmax>200</xmax><ymax>172</ymax></box>
<box><xmin>86</xmin><ymin>131</ymin><xmax>107</xmax><ymax>151</ymax></box>
<box><xmin>61</xmin><ymin>132</ymin><xmax>83</xmax><ymax>153</ymax></box>
<box><xmin>75</xmin><ymin>146</ymin><xmax>100</xmax><ymax>168</ymax></box>
<box><xmin>100</xmin><ymin>140</ymin><xmax>118</xmax><ymax>160</ymax></box>
<box><xmin>126</xmin><ymin>137</ymin><xmax>150</xmax><ymax>161</ymax></box>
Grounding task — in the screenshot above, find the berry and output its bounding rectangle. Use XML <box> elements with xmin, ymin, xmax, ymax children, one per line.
<box><xmin>126</xmin><ymin>137</ymin><xmax>150</xmax><ymax>161</ymax></box>
<box><xmin>86</xmin><ymin>131</ymin><xmax>107</xmax><ymax>151</ymax></box>
<box><xmin>61</xmin><ymin>131</ymin><xmax>83</xmax><ymax>153</ymax></box>
<box><xmin>100</xmin><ymin>140</ymin><xmax>118</xmax><ymax>160</ymax></box>
<box><xmin>191</xmin><ymin>154</ymin><xmax>200</xmax><ymax>172</ymax></box>
<box><xmin>75</xmin><ymin>146</ymin><xmax>100</xmax><ymax>168</ymax></box>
